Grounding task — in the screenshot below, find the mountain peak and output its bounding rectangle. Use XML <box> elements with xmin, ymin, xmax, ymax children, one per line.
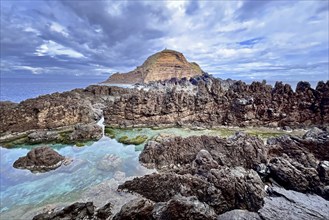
<box><xmin>104</xmin><ymin>49</ymin><xmax>203</xmax><ymax>84</ymax></box>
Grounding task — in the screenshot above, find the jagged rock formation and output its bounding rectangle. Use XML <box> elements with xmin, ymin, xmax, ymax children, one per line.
<box><xmin>13</xmin><ymin>146</ymin><xmax>68</xmax><ymax>172</ymax></box>
<box><xmin>104</xmin><ymin>78</ymin><xmax>329</xmax><ymax>129</ymax></box>
<box><xmin>103</xmin><ymin>49</ymin><xmax>203</xmax><ymax>84</ymax></box>
<box><xmin>32</xmin><ymin>202</ymin><xmax>112</xmax><ymax>220</ymax></box>
<box><xmin>138</xmin><ymin>129</ymin><xmax>329</xmax><ymax>199</ymax></box>
<box><xmin>1</xmin><ymin>78</ymin><xmax>328</xmax><ymax>146</ymax></box>
<box><xmin>113</xmin><ymin>129</ymin><xmax>329</xmax><ymax>219</ymax></box>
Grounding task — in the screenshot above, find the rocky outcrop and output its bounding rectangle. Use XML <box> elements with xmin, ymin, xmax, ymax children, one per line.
<box><xmin>1</xmin><ymin>79</ymin><xmax>328</xmax><ymax>144</ymax></box>
<box><xmin>33</xmin><ymin>202</ymin><xmax>112</xmax><ymax>220</ymax></box>
<box><xmin>113</xmin><ymin>196</ymin><xmax>217</xmax><ymax>220</ymax></box>
<box><xmin>104</xmin><ymin>79</ymin><xmax>329</xmax><ymax>129</ymax></box>
<box><xmin>103</xmin><ymin>49</ymin><xmax>203</xmax><ymax>84</ymax></box>
<box><xmin>119</xmin><ymin>167</ymin><xmax>265</xmax><ymax>214</ymax></box>
<box><xmin>139</xmin><ymin>129</ymin><xmax>329</xmax><ymax>199</ymax></box>
<box><xmin>258</xmin><ymin>187</ymin><xmax>329</xmax><ymax>220</ymax></box>
<box><xmin>13</xmin><ymin>146</ymin><xmax>68</xmax><ymax>172</ymax></box>
<box><xmin>112</xmin><ymin>198</ymin><xmax>155</xmax><ymax>220</ymax></box>
<box><xmin>140</xmin><ymin>132</ymin><xmax>267</xmax><ymax>171</ymax></box>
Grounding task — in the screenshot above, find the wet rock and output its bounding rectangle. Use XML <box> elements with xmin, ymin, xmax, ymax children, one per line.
<box><xmin>97</xmin><ymin>154</ymin><xmax>123</xmax><ymax>172</ymax></box>
<box><xmin>153</xmin><ymin>195</ymin><xmax>217</xmax><ymax>220</ymax></box>
<box><xmin>317</xmin><ymin>161</ymin><xmax>329</xmax><ymax>185</ymax></box>
<box><xmin>119</xmin><ymin>167</ymin><xmax>265</xmax><ymax>214</ymax></box>
<box><xmin>192</xmin><ymin>149</ymin><xmax>219</xmax><ymax>177</ymax></box>
<box><xmin>303</xmin><ymin>127</ymin><xmax>327</xmax><ymax>140</ymax></box>
<box><xmin>13</xmin><ymin>146</ymin><xmax>66</xmax><ymax>173</ymax></box>
<box><xmin>217</xmin><ymin>209</ymin><xmax>261</xmax><ymax>220</ymax></box>
<box><xmin>27</xmin><ymin>131</ymin><xmax>59</xmax><ymax>144</ymax></box>
<box><xmin>70</xmin><ymin>123</ymin><xmax>102</xmax><ymax>142</ymax></box>
<box><xmin>113</xmin><ymin>198</ymin><xmax>155</xmax><ymax>220</ymax></box>
<box><xmin>259</xmin><ymin>187</ymin><xmax>329</xmax><ymax>220</ymax></box>
<box><xmin>33</xmin><ymin>202</ymin><xmax>112</xmax><ymax>220</ymax></box>
<box><xmin>140</xmin><ymin>133</ymin><xmax>267</xmax><ymax>171</ymax></box>
<box><xmin>268</xmin><ymin>157</ymin><xmax>321</xmax><ymax>194</ymax></box>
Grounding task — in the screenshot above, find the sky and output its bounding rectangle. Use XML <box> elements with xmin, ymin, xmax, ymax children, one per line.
<box><xmin>1</xmin><ymin>0</ymin><xmax>328</xmax><ymax>82</ymax></box>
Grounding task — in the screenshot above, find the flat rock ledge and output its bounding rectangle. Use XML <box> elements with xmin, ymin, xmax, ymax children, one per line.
<box><xmin>13</xmin><ymin>146</ymin><xmax>70</xmax><ymax>173</ymax></box>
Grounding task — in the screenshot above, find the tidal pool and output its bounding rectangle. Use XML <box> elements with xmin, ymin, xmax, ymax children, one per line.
<box><xmin>0</xmin><ymin>126</ymin><xmax>303</xmax><ymax>219</ymax></box>
<box><xmin>0</xmin><ymin>136</ymin><xmax>154</xmax><ymax>219</ymax></box>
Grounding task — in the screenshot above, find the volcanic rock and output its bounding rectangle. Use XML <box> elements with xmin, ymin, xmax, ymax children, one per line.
<box><xmin>13</xmin><ymin>146</ymin><xmax>66</xmax><ymax>172</ymax></box>
<box><xmin>33</xmin><ymin>202</ymin><xmax>112</xmax><ymax>220</ymax></box>
<box><xmin>217</xmin><ymin>209</ymin><xmax>261</xmax><ymax>220</ymax></box>
<box><xmin>103</xmin><ymin>49</ymin><xmax>203</xmax><ymax>84</ymax></box>
<box><xmin>258</xmin><ymin>187</ymin><xmax>329</xmax><ymax>220</ymax></box>
<box><xmin>119</xmin><ymin>167</ymin><xmax>265</xmax><ymax>214</ymax></box>
<box><xmin>140</xmin><ymin>133</ymin><xmax>267</xmax><ymax>171</ymax></box>
<box><xmin>113</xmin><ymin>198</ymin><xmax>155</xmax><ymax>220</ymax></box>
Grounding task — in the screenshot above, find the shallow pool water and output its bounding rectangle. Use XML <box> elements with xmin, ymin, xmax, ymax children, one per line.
<box><xmin>0</xmin><ymin>136</ymin><xmax>153</xmax><ymax>218</ymax></box>
<box><xmin>0</xmin><ymin>126</ymin><xmax>301</xmax><ymax>219</ymax></box>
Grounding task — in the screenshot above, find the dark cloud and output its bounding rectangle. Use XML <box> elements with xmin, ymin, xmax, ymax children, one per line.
<box><xmin>185</xmin><ymin>1</ymin><xmax>199</xmax><ymax>16</ymax></box>
<box><xmin>0</xmin><ymin>0</ymin><xmax>328</xmax><ymax>82</ymax></box>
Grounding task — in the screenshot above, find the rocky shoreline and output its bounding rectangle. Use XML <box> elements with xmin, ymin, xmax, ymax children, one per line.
<box><xmin>1</xmin><ymin>75</ymin><xmax>328</xmax><ymax>146</ymax></box>
<box><xmin>1</xmin><ymin>75</ymin><xmax>329</xmax><ymax>219</ymax></box>
<box><xmin>28</xmin><ymin>128</ymin><xmax>329</xmax><ymax>219</ymax></box>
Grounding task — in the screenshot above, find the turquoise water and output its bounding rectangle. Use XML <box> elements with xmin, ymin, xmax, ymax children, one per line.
<box><xmin>0</xmin><ymin>136</ymin><xmax>152</xmax><ymax>216</ymax></box>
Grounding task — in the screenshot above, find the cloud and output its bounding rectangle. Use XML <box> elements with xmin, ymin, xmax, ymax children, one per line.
<box><xmin>35</xmin><ymin>40</ymin><xmax>85</xmax><ymax>58</ymax></box>
<box><xmin>0</xmin><ymin>0</ymin><xmax>328</xmax><ymax>82</ymax></box>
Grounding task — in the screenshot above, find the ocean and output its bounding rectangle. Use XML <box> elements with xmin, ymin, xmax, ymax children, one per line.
<box><xmin>0</xmin><ymin>76</ymin><xmax>107</xmax><ymax>103</ymax></box>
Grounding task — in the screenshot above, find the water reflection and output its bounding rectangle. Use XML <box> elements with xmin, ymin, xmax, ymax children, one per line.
<box><xmin>0</xmin><ymin>136</ymin><xmax>154</xmax><ymax>217</ymax></box>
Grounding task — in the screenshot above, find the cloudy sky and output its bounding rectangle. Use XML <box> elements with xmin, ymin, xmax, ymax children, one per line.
<box><xmin>1</xmin><ymin>0</ymin><xmax>328</xmax><ymax>82</ymax></box>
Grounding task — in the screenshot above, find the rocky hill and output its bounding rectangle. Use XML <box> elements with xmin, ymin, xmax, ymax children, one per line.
<box><xmin>103</xmin><ymin>49</ymin><xmax>204</xmax><ymax>84</ymax></box>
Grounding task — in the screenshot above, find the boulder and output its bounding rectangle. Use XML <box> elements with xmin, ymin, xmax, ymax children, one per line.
<box><xmin>152</xmin><ymin>195</ymin><xmax>217</xmax><ymax>220</ymax></box>
<box><xmin>13</xmin><ymin>146</ymin><xmax>66</xmax><ymax>172</ymax></box>
<box><xmin>113</xmin><ymin>198</ymin><xmax>155</xmax><ymax>220</ymax></box>
<box><xmin>33</xmin><ymin>202</ymin><xmax>112</xmax><ymax>220</ymax></box>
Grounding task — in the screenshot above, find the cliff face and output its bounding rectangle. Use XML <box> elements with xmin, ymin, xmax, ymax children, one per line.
<box><xmin>1</xmin><ymin>78</ymin><xmax>328</xmax><ymax>136</ymax></box>
<box><xmin>103</xmin><ymin>49</ymin><xmax>203</xmax><ymax>84</ymax></box>
<box><xmin>104</xmin><ymin>78</ymin><xmax>329</xmax><ymax>129</ymax></box>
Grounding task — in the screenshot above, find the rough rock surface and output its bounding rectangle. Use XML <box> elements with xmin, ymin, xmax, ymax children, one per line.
<box><xmin>13</xmin><ymin>146</ymin><xmax>66</xmax><ymax>172</ymax></box>
<box><xmin>217</xmin><ymin>209</ymin><xmax>261</xmax><ymax>220</ymax></box>
<box><xmin>112</xmin><ymin>198</ymin><xmax>155</xmax><ymax>220</ymax></box>
<box><xmin>152</xmin><ymin>195</ymin><xmax>217</xmax><ymax>220</ymax></box>
<box><xmin>104</xmin><ymin>79</ymin><xmax>329</xmax><ymax>129</ymax></box>
<box><xmin>258</xmin><ymin>187</ymin><xmax>329</xmax><ymax>220</ymax></box>
<box><xmin>119</xmin><ymin>167</ymin><xmax>265</xmax><ymax>214</ymax></box>
<box><xmin>1</xmin><ymin>79</ymin><xmax>328</xmax><ymax>142</ymax></box>
<box><xmin>69</xmin><ymin>123</ymin><xmax>102</xmax><ymax>142</ymax></box>
<box><xmin>32</xmin><ymin>202</ymin><xmax>112</xmax><ymax>220</ymax></box>
<box><xmin>140</xmin><ymin>133</ymin><xmax>267</xmax><ymax>171</ymax></box>
<box><xmin>103</xmin><ymin>49</ymin><xmax>203</xmax><ymax>84</ymax></box>
<box><xmin>113</xmin><ymin>195</ymin><xmax>217</xmax><ymax>220</ymax></box>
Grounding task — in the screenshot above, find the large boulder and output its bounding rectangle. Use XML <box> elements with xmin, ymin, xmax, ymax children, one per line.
<box><xmin>13</xmin><ymin>146</ymin><xmax>67</xmax><ymax>173</ymax></box>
